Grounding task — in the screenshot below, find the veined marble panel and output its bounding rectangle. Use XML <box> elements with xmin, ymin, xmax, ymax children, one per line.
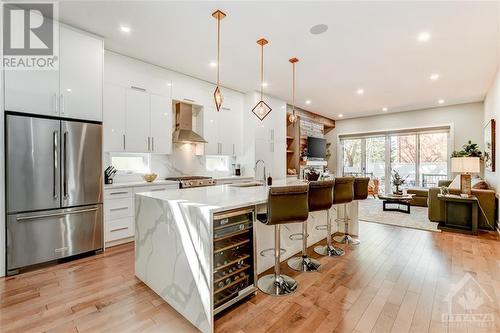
<box><xmin>135</xmin><ymin>195</ymin><xmax>215</xmax><ymax>333</ymax></box>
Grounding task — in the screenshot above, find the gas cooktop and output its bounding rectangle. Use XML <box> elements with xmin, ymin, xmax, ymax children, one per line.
<box><xmin>165</xmin><ymin>176</ymin><xmax>216</xmax><ymax>188</ymax></box>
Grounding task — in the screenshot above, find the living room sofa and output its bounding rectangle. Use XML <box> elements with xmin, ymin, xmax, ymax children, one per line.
<box><xmin>428</xmin><ymin>179</ymin><xmax>496</xmax><ymax>230</ymax></box>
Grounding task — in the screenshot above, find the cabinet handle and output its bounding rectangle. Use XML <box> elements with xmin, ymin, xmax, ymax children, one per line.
<box><xmin>123</xmin><ymin>134</ymin><xmax>126</xmax><ymax>150</ymax></box>
<box><xmin>152</xmin><ymin>137</ymin><xmax>154</xmax><ymax>151</ymax></box>
<box><xmin>131</xmin><ymin>86</ymin><xmax>146</xmax><ymax>92</ymax></box>
<box><xmin>148</xmin><ymin>137</ymin><xmax>151</xmax><ymax>151</ymax></box>
<box><xmin>271</xmin><ymin>129</ymin><xmax>274</xmax><ymax>141</ymax></box>
<box><xmin>150</xmin><ymin>188</ymin><xmax>166</xmax><ymax>192</ymax></box>
<box><xmin>110</xmin><ymin>191</ymin><xmax>129</xmax><ymax>195</ymax></box>
<box><xmin>183</xmin><ymin>98</ymin><xmax>195</xmax><ymax>103</ymax></box>
<box><xmin>60</xmin><ymin>94</ymin><xmax>65</xmax><ymax>114</ymax></box>
<box><xmin>53</xmin><ymin>131</ymin><xmax>58</xmax><ymax>199</ymax></box>
<box><xmin>110</xmin><ymin>226</ymin><xmax>129</xmax><ymax>232</ymax></box>
<box><xmin>110</xmin><ymin>207</ymin><xmax>129</xmax><ymax>211</ymax></box>
<box><xmin>233</xmin><ymin>143</ymin><xmax>235</xmax><ymax>155</ymax></box>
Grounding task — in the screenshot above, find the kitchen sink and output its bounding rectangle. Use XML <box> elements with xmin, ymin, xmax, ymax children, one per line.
<box><xmin>228</xmin><ymin>181</ymin><xmax>264</xmax><ymax>188</ymax></box>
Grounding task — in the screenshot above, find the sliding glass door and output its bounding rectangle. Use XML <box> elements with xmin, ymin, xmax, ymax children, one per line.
<box><xmin>390</xmin><ymin>134</ymin><xmax>417</xmax><ymax>189</ymax></box>
<box><xmin>340</xmin><ymin>128</ymin><xmax>449</xmax><ymax>195</ymax></box>
<box><xmin>418</xmin><ymin>132</ymin><xmax>448</xmax><ymax>187</ymax></box>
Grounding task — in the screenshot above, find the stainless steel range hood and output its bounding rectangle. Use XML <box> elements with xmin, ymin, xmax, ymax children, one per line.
<box><xmin>172</xmin><ymin>102</ymin><xmax>207</xmax><ymax>144</ymax></box>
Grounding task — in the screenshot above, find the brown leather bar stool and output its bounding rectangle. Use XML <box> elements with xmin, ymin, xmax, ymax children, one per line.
<box><xmin>287</xmin><ymin>181</ymin><xmax>329</xmax><ymax>272</ymax></box>
<box><xmin>257</xmin><ymin>184</ymin><xmax>309</xmax><ymax>296</ymax></box>
<box><xmin>310</xmin><ymin>180</ymin><xmax>345</xmax><ymax>257</ymax></box>
<box><xmin>332</xmin><ymin>177</ymin><xmax>358</xmax><ymax>245</ymax></box>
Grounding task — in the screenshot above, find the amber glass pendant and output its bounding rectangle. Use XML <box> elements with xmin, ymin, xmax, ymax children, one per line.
<box><xmin>214</xmin><ymin>86</ymin><xmax>223</xmax><ymax>112</ymax></box>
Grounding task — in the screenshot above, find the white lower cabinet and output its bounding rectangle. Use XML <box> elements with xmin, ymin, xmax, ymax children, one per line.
<box><xmin>104</xmin><ymin>183</ymin><xmax>178</xmax><ymax>247</ymax></box>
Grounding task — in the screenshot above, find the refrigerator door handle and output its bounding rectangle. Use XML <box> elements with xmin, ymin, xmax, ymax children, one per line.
<box><xmin>16</xmin><ymin>207</ymin><xmax>99</xmax><ymax>221</ymax></box>
<box><xmin>63</xmin><ymin>131</ymin><xmax>69</xmax><ymax>199</ymax></box>
<box><xmin>53</xmin><ymin>131</ymin><xmax>58</xmax><ymax>199</ymax></box>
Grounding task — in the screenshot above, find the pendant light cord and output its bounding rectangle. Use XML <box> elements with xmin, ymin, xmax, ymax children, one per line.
<box><xmin>260</xmin><ymin>43</ymin><xmax>264</xmax><ymax>101</ymax></box>
<box><xmin>216</xmin><ymin>15</ymin><xmax>221</xmax><ymax>86</ymax></box>
<box><xmin>292</xmin><ymin>62</ymin><xmax>295</xmax><ymax>116</ymax></box>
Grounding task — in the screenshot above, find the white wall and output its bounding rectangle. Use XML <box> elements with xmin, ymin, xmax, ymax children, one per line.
<box><xmin>326</xmin><ymin>102</ymin><xmax>485</xmax><ymax>175</ymax></box>
<box><xmin>484</xmin><ymin>68</ymin><xmax>500</xmax><ymax>199</ymax></box>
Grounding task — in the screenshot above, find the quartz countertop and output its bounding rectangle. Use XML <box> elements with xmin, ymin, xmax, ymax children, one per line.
<box><xmin>104</xmin><ymin>179</ymin><xmax>180</xmax><ymax>189</ymax></box>
<box><xmin>136</xmin><ymin>179</ymin><xmax>305</xmax><ymax>213</ymax></box>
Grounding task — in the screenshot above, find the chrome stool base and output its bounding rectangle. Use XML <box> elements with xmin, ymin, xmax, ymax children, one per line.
<box><xmin>257</xmin><ymin>274</ymin><xmax>298</xmax><ymax>296</ymax></box>
<box><xmin>287</xmin><ymin>256</ymin><xmax>321</xmax><ymax>272</ymax></box>
<box><xmin>333</xmin><ymin>234</ymin><xmax>360</xmax><ymax>245</ymax></box>
<box><xmin>314</xmin><ymin>244</ymin><xmax>345</xmax><ymax>256</ymax></box>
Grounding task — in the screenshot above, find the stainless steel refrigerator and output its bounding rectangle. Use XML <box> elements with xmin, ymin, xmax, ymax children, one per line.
<box><xmin>6</xmin><ymin>113</ymin><xmax>103</xmax><ymax>275</ymax></box>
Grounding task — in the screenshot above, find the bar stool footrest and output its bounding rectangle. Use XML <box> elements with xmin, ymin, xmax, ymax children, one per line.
<box><xmin>315</xmin><ymin>225</ymin><xmax>328</xmax><ymax>231</ymax></box>
<box><xmin>260</xmin><ymin>248</ymin><xmax>286</xmax><ymax>257</ymax></box>
<box><xmin>289</xmin><ymin>233</ymin><xmax>309</xmax><ymax>241</ymax></box>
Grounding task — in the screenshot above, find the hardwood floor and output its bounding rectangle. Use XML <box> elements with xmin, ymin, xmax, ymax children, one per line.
<box><xmin>1</xmin><ymin>221</ymin><xmax>499</xmax><ymax>333</ymax></box>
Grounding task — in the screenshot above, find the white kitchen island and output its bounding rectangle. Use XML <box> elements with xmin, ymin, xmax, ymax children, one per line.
<box><xmin>134</xmin><ymin>183</ymin><xmax>359</xmax><ymax>333</ymax></box>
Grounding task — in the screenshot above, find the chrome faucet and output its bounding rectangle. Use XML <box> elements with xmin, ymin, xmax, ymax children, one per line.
<box><xmin>255</xmin><ymin>159</ymin><xmax>266</xmax><ymax>183</ymax></box>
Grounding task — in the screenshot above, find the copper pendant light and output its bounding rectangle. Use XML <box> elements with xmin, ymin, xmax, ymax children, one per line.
<box><xmin>212</xmin><ymin>10</ymin><xmax>226</xmax><ymax>112</ymax></box>
<box><xmin>252</xmin><ymin>38</ymin><xmax>272</xmax><ymax>121</ymax></box>
<box><xmin>288</xmin><ymin>57</ymin><xmax>299</xmax><ymax>124</ymax></box>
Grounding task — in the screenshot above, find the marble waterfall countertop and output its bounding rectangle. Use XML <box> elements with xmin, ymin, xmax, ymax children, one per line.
<box><xmin>135</xmin><ymin>181</ymin><xmax>358</xmax><ymax>333</ymax></box>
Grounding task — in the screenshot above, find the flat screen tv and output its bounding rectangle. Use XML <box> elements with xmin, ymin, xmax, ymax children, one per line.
<box><xmin>307</xmin><ymin>137</ymin><xmax>326</xmax><ymax>159</ymax></box>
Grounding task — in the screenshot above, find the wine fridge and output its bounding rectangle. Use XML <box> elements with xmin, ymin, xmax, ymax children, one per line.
<box><xmin>213</xmin><ymin>207</ymin><xmax>257</xmax><ymax>314</ymax></box>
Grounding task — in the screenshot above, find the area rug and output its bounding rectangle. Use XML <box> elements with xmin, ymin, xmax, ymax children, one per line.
<box><xmin>358</xmin><ymin>197</ymin><xmax>440</xmax><ymax>232</ymax></box>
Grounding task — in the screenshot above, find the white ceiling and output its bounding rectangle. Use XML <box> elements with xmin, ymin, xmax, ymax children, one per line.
<box><xmin>59</xmin><ymin>1</ymin><xmax>499</xmax><ymax>120</ymax></box>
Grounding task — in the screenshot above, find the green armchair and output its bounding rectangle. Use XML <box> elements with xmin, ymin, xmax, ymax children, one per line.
<box><xmin>428</xmin><ymin>180</ymin><xmax>496</xmax><ymax>230</ymax></box>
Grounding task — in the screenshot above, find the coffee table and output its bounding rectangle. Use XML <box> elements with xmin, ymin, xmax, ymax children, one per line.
<box><xmin>378</xmin><ymin>194</ymin><xmax>415</xmax><ymax>214</ymax></box>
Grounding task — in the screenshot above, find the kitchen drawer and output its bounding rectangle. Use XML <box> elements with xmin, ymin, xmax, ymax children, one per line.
<box><xmin>134</xmin><ymin>184</ymin><xmax>178</xmax><ymax>194</ymax></box>
<box><xmin>105</xmin><ymin>217</ymin><xmax>134</xmax><ymax>242</ymax></box>
<box><xmin>104</xmin><ymin>197</ymin><xmax>134</xmax><ymax>221</ymax></box>
<box><xmin>104</xmin><ymin>187</ymin><xmax>133</xmax><ymax>200</ymax></box>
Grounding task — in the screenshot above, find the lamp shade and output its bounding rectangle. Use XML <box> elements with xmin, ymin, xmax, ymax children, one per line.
<box><xmin>451</xmin><ymin>157</ymin><xmax>480</xmax><ymax>173</ymax></box>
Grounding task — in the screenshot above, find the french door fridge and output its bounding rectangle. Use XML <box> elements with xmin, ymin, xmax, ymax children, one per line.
<box><xmin>6</xmin><ymin>113</ymin><xmax>103</xmax><ymax>275</ymax></box>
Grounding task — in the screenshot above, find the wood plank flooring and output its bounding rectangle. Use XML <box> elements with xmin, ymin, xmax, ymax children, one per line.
<box><xmin>1</xmin><ymin>221</ymin><xmax>499</xmax><ymax>333</ymax></box>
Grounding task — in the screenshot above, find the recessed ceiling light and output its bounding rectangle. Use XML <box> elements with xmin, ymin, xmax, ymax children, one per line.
<box><xmin>430</xmin><ymin>73</ymin><xmax>440</xmax><ymax>81</ymax></box>
<box><xmin>120</xmin><ymin>25</ymin><xmax>131</xmax><ymax>33</ymax></box>
<box><xmin>356</xmin><ymin>89</ymin><xmax>364</xmax><ymax>95</ymax></box>
<box><xmin>305</xmin><ymin>100</ymin><xmax>311</xmax><ymax>105</ymax></box>
<box><xmin>310</xmin><ymin>24</ymin><xmax>328</xmax><ymax>35</ymax></box>
<box><xmin>438</xmin><ymin>99</ymin><xmax>445</xmax><ymax>104</ymax></box>
<box><xmin>338</xmin><ymin>114</ymin><xmax>344</xmax><ymax>118</ymax></box>
<box><xmin>382</xmin><ymin>107</ymin><xmax>388</xmax><ymax>112</ymax></box>
<box><xmin>66</xmin><ymin>88</ymin><xmax>72</xmax><ymax>92</ymax></box>
<box><xmin>209</xmin><ymin>61</ymin><xmax>217</xmax><ymax>68</ymax></box>
<box><xmin>417</xmin><ymin>32</ymin><xmax>431</xmax><ymax>42</ymax></box>
<box><xmin>261</xmin><ymin>82</ymin><xmax>268</xmax><ymax>87</ymax></box>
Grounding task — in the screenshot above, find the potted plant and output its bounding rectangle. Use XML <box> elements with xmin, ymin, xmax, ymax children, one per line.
<box><xmin>391</xmin><ymin>170</ymin><xmax>408</xmax><ymax>195</ymax></box>
<box><xmin>451</xmin><ymin>140</ymin><xmax>483</xmax><ymax>158</ymax></box>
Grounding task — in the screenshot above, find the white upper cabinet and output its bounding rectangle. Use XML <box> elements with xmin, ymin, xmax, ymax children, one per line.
<box><xmin>4</xmin><ymin>25</ymin><xmax>103</xmax><ymax>121</ymax></box>
<box><xmin>60</xmin><ymin>26</ymin><xmax>103</xmax><ymax>121</ymax></box>
<box><xmin>171</xmin><ymin>73</ymin><xmax>212</xmax><ymax>106</ymax></box>
<box><xmin>149</xmin><ymin>94</ymin><xmax>172</xmax><ymax>154</ymax></box>
<box><xmin>4</xmin><ymin>68</ymin><xmax>59</xmax><ymax>116</ymax></box>
<box><xmin>104</xmin><ymin>51</ymin><xmax>172</xmax><ymax>97</ymax></box>
<box><xmin>125</xmin><ymin>89</ymin><xmax>150</xmax><ymax>152</ymax></box>
<box><xmin>202</xmin><ymin>88</ymin><xmax>243</xmax><ymax>156</ymax></box>
<box><xmin>103</xmin><ymin>83</ymin><xmax>126</xmax><ymax>152</ymax></box>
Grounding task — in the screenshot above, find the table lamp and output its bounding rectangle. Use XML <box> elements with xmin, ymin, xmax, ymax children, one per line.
<box><xmin>450</xmin><ymin>157</ymin><xmax>480</xmax><ymax>196</ymax></box>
